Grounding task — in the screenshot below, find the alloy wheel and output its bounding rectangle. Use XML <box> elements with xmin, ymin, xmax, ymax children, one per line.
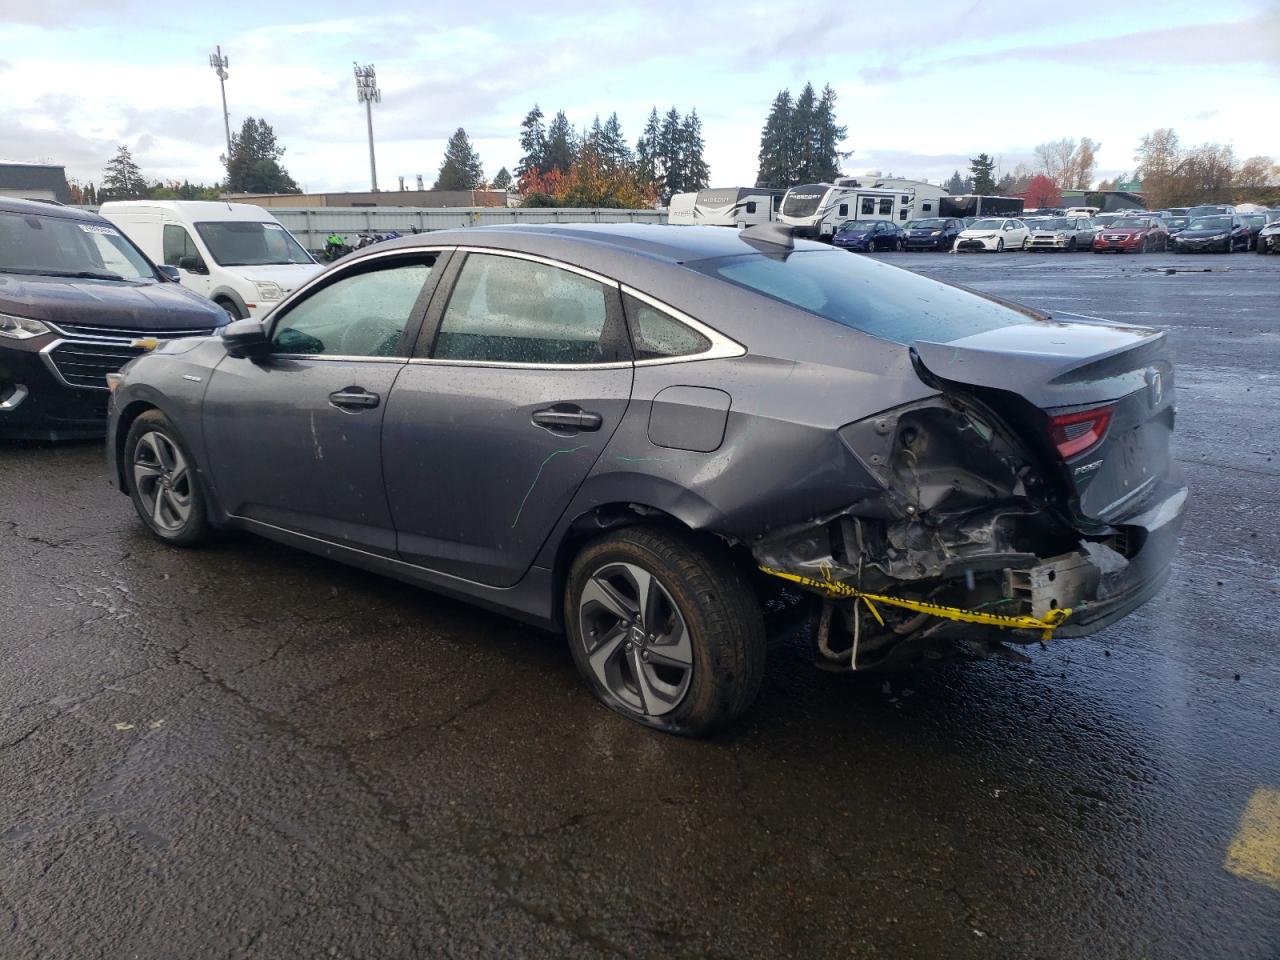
<box><xmin>578</xmin><ymin>561</ymin><xmax>693</xmax><ymax>717</ymax></box>
<box><xmin>132</xmin><ymin>431</ymin><xmax>194</xmax><ymax>533</ymax></box>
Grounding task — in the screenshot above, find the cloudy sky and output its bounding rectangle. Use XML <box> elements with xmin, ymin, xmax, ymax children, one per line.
<box><xmin>2</xmin><ymin>0</ymin><xmax>1277</xmax><ymax>193</ymax></box>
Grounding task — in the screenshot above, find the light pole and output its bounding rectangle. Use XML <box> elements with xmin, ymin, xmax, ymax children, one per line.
<box><xmin>209</xmin><ymin>46</ymin><xmax>232</xmax><ymax>164</ymax></box>
<box><xmin>354</xmin><ymin>63</ymin><xmax>381</xmax><ymax>192</ymax></box>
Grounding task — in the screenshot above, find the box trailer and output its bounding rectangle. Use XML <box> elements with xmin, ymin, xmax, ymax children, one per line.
<box><xmin>939</xmin><ymin>195</ymin><xmax>1025</xmax><ymax>219</ymax></box>
<box><xmin>691</xmin><ymin>187</ymin><xmax>786</xmax><ymax>227</ymax></box>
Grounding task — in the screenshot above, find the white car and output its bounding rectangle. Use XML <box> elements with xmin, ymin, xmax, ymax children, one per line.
<box><xmin>100</xmin><ymin>201</ymin><xmax>323</xmax><ymax>322</ymax></box>
<box><xmin>954</xmin><ymin>217</ymin><xmax>1030</xmax><ymax>253</ymax></box>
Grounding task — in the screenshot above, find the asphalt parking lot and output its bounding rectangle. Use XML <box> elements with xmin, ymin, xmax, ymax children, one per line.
<box><xmin>3</xmin><ymin>249</ymin><xmax>1279</xmax><ymax>959</ymax></box>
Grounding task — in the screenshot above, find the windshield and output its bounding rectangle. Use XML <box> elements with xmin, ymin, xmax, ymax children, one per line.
<box><xmin>690</xmin><ymin>249</ymin><xmax>1034</xmax><ymax>346</ymax></box>
<box><xmin>968</xmin><ymin>219</ymin><xmax>1003</xmax><ymax>230</ymax></box>
<box><xmin>1111</xmin><ymin>218</ymin><xmax>1153</xmax><ymax>228</ymax></box>
<box><xmin>1190</xmin><ymin>216</ymin><xmax>1232</xmax><ymax>230</ymax></box>
<box><xmin>839</xmin><ymin>221</ymin><xmax>876</xmax><ymax>232</ymax></box>
<box><xmin>0</xmin><ymin>210</ymin><xmax>156</xmax><ymax>281</ymax></box>
<box><xmin>781</xmin><ymin>186</ymin><xmax>827</xmax><ymax>218</ymax></box>
<box><xmin>1242</xmin><ymin>215</ymin><xmax>1265</xmax><ymax>227</ymax></box>
<box><xmin>1169</xmin><ymin>217</ymin><xmax>1190</xmax><ymax>228</ymax></box>
<box><xmin>1094</xmin><ymin>215</ymin><xmax>1119</xmax><ymax>224</ymax></box>
<box><xmin>1189</xmin><ymin>206</ymin><xmax>1230</xmax><ymax>217</ymax></box>
<box><xmin>1031</xmin><ymin>218</ymin><xmax>1073</xmax><ymax>230</ymax></box>
<box><xmin>193</xmin><ymin>220</ymin><xmax>312</xmax><ymax>267</ymax></box>
<box><xmin>910</xmin><ymin>219</ymin><xmax>948</xmax><ymax>228</ymax></box>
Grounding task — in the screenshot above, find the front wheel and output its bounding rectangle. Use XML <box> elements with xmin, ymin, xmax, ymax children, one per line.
<box><xmin>124</xmin><ymin>410</ymin><xmax>214</xmax><ymax>546</ymax></box>
<box><xmin>566</xmin><ymin>527</ymin><xmax>766</xmax><ymax>735</ymax></box>
<box><xmin>996</xmin><ymin>238</ymin><xmax>1004</xmax><ymax>252</ymax></box>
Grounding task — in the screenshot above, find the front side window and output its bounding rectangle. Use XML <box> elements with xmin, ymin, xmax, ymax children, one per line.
<box><xmin>838</xmin><ymin>203</ymin><xmax>848</xmax><ymax>217</ymax></box>
<box><xmin>624</xmin><ymin>294</ymin><xmax>711</xmax><ymax>360</ymax></box>
<box><xmin>745</xmin><ymin>201</ymin><xmax>757</xmax><ymax>214</ymax></box>
<box><xmin>432</xmin><ymin>253</ymin><xmax>624</xmax><ymax>365</ymax></box>
<box><xmin>271</xmin><ymin>259</ymin><xmax>432</xmax><ymax>357</ymax></box>
<box><xmin>0</xmin><ymin>211</ymin><xmax>155</xmax><ymax>281</ymax></box>
<box><xmin>162</xmin><ymin>224</ymin><xmax>202</xmax><ymax>267</ymax></box>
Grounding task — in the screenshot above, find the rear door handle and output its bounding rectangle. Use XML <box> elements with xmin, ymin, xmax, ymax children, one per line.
<box><xmin>329</xmin><ymin>388</ymin><xmax>380</xmax><ymax>411</ymax></box>
<box><xmin>531</xmin><ymin>407</ymin><xmax>603</xmax><ymax>432</ymax></box>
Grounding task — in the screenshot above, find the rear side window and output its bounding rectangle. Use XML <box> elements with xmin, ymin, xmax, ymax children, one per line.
<box><xmin>432</xmin><ymin>253</ymin><xmax>626</xmax><ymax>365</ymax></box>
<box><xmin>623</xmin><ymin>294</ymin><xmax>711</xmax><ymax>360</ymax></box>
<box><xmin>162</xmin><ymin>225</ymin><xmax>201</xmax><ymax>267</ymax></box>
<box><xmin>691</xmin><ymin>250</ymin><xmax>1036</xmax><ymax>346</ymax></box>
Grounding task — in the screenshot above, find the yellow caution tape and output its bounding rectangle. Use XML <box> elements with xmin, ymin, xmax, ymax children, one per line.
<box><xmin>759</xmin><ymin>566</ymin><xmax>1072</xmax><ymax>640</ymax></box>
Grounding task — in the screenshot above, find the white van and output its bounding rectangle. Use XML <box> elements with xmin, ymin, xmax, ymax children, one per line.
<box><xmin>99</xmin><ymin>201</ymin><xmax>323</xmax><ymax>321</ymax></box>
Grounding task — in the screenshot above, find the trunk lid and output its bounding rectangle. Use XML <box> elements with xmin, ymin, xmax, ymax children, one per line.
<box><xmin>912</xmin><ymin>315</ymin><xmax>1175</xmax><ymax>528</ymax></box>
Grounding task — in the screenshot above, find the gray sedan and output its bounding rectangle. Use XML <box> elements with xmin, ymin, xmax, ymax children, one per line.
<box><xmin>1025</xmin><ymin>216</ymin><xmax>1097</xmax><ymax>251</ymax></box>
<box><xmin>105</xmin><ymin>224</ymin><xmax>1186</xmax><ymax>734</ymax></box>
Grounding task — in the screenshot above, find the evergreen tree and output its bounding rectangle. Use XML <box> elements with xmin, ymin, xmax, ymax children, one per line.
<box><xmin>515</xmin><ymin>105</ymin><xmax>547</xmax><ymax>178</ymax></box>
<box><xmin>543</xmin><ymin>110</ymin><xmax>577</xmax><ymax>174</ymax></box>
<box><xmin>492</xmin><ymin>167</ymin><xmax>513</xmax><ymax>190</ymax></box>
<box><xmin>433</xmin><ymin>128</ymin><xmax>485</xmax><ymax>190</ymax></box>
<box><xmin>680</xmin><ymin>110</ymin><xmax>710</xmax><ymax>193</ymax></box>
<box><xmin>223</xmin><ymin>118</ymin><xmax>299</xmax><ymax>194</ymax></box>
<box><xmin>635</xmin><ymin>108</ymin><xmax>662</xmax><ymax>184</ymax></box>
<box><xmin>969</xmin><ymin>153</ymin><xmax>997</xmax><ymax>195</ymax></box>
<box><xmin>600</xmin><ymin>112</ymin><xmax>631</xmax><ymax>171</ymax></box>
<box><xmin>811</xmin><ymin>85</ymin><xmax>848</xmax><ymax>182</ymax></box>
<box><xmin>789</xmin><ymin>84</ymin><xmax>817</xmax><ymax>183</ymax></box>
<box><xmin>755</xmin><ymin>90</ymin><xmax>794</xmax><ymax>187</ymax></box>
<box><xmin>657</xmin><ymin>107</ymin><xmax>684</xmax><ymax>196</ymax></box>
<box><xmin>945</xmin><ymin>170</ymin><xmax>965</xmax><ymax>194</ymax></box>
<box><xmin>101</xmin><ymin>146</ymin><xmax>148</xmax><ymax>200</ymax></box>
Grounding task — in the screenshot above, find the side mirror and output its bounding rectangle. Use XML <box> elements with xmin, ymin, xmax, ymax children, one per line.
<box><xmin>178</xmin><ymin>256</ymin><xmax>208</xmax><ymax>275</ymax></box>
<box><xmin>157</xmin><ymin>265</ymin><xmax>180</xmax><ymax>282</ymax></box>
<box><xmin>221</xmin><ymin>319</ymin><xmax>271</xmax><ymax>360</ymax></box>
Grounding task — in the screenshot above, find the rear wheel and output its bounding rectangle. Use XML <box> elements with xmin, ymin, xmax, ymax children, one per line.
<box><xmin>566</xmin><ymin>527</ymin><xmax>766</xmax><ymax>736</ymax></box>
<box><xmin>124</xmin><ymin>410</ymin><xmax>213</xmax><ymax>546</ymax></box>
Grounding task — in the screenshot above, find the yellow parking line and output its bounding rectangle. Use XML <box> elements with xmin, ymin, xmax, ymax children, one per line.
<box><xmin>1225</xmin><ymin>788</ymin><xmax>1280</xmax><ymax>891</ymax></box>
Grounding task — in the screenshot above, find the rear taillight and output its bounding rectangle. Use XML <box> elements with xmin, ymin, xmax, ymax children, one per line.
<box><xmin>1048</xmin><ymin>405</ymin><xmax>1113</xmax><ymax>459</ymax></box>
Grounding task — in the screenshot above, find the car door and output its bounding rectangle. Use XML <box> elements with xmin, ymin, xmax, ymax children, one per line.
<box><xmin>382</xmin><ymin>249</ymin><xmax>634</xmax><ymax>587</ymax></box>
<box><xmin>202</xmin><ymin>251</ymin><xmax>444</xmax><ymax>554</ymax></box>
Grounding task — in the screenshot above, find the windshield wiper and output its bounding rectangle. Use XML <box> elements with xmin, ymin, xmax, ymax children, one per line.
<box><xmin>6</xmin><ymin>268</ymin><xmax>128</xmax><ymax>281</ymax></box>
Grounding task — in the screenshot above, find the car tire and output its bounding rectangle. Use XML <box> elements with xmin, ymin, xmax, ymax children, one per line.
<box><xmin>124</xmin><ymin>410</ymin><xmax>214</xmax><ymax>547</ymax></box>
<box><xmin>996</xmin><ymin>238</ymin><xmax>1004</xmax><ymax>252</ymax></box>
<box><xmin>565</xmin><ymin>526</ymin><xmax>766</xmax><ymax>736</ymax></box>
<box><xmin>215</xmin><ymin>298</ymin><xmax>241</xmax><ymax>323</ymax></box>
<box><xmin>1021</xmin><ymin>237</ymin><xmax>1029</xmax><ymax>250</ymax></box>
<box><xmin>1068</xmin><ymin>237</ymin><xmax>1077</xmax><ymax>251</ymax></box>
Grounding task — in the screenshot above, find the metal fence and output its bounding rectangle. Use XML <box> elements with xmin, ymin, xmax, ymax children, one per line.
<box><xmin>269</xmin><ymin>206</ymin><xmax>668</xmax><ymax>250</ymax></box>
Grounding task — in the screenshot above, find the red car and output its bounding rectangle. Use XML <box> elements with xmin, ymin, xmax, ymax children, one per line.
<box><xmin>1092</xmin><ymin>215</ymin><xmax>1169</xmax><ymax>254</ymax></box>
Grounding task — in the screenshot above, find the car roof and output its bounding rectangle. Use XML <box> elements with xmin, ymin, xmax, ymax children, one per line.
<box><xmin>0</xmin><ymin>196</ymin><xmax>105</xmax><ymax>222</ymax></box>
<box><xmin>368</xmin><ymin>223</ymin><xmax>830</xmax><ymax>267</ymax></box>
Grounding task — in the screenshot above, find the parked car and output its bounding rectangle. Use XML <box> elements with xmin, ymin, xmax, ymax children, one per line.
<box><xmin>1092</xmin><ymin>216</ymin><xmax>1169</xmax><ymax>254</ymax></box>
<box><xmin>0</xmin><ymin>198</ymin><xmax>227</xmax><ymax>440</ymax></box>
<box><xmin>1239</xmin><ymin>214</ymin><xmax>1268</xmax><ymax>250</ymax></box>
<box><xmin>1254</xmin><ymin>218</ymin><xmax>1280</xmax><ymax>254</ymax></box>
<box><xmin>1166</xmin><ymin>208</ymin><xmax>1190</xmax><ymax>218</ymax></box>
<box><xmin>1164</xmin><ymin>215</ymin><xmax>1192</xmax><ymax>243</ymax></box>
<box><xmin>1173</xmin><ymin>215</ymin><xmax>1251</xmax><ymax>253</ymax></box>
<box><xmin>954</xmin><ymin>217</ymin><xmax>1029</xmax><ymax>252</ymax></box>
<box><xmin>1186</xmin><ymin>204</ymin><xmax>1235</xmax><ymax>219</ymax></box>
<box><xmin>831</xmin><ymin>219</ymin><xmax>905</xmax><ymax>252</ymax></box>
<box><xmin>1025</xmin><ymin>216</ymin><xmax>1096</xmax><ymax>252</ymax></box>
<box><xmin>99</xmin><ymin>200</ymin><xmax>323</xmax><ymax>323</ymax></box>
<box><xmin>104</xmin><ymin>223</ymin><xmax>1186</xmax><ymax>733</ymax></box>
<box><xmin>1091</xmin><ymin>213</ymin><xmax>1123</xmax><ymax>231</ymax></box>
<box><xmin>902</xmin><ymin>217</ymin><xmax>963</xmax><ymax>251</ymax></box>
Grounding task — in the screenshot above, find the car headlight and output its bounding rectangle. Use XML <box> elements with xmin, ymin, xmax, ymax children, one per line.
<box><xmin>0</xmin><ymin>313</ymin><xmax>51</xmax><ymax>340</ymax></box>
<box><xmin>1209</xmin><ymin>234</ymin><xmax>1228</xmax><ymax>240</ymax></box>
<box><xmin>930</xmin><ymin>230</ymin><xmax>942</xmax><ymax>236</ymax></box>
<box><xmin>254</xmin><ymin>281</ymin><xmax>285</xmax><ymax>301</ymax></box>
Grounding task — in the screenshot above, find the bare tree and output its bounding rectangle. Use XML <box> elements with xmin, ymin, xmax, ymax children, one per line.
<box><xmin>1235</xmin><ymin>155</ymin><xmax>1277</xmax><ymax>189</ymax></box>
<box><xmin>1069</xmin><ymin>138</ymin><xmax>1100</xmax><ymax>189</ymax></box>
<box><xmin>1034</xmin><ymin>138</ymin><xmax>1076</xmax><ymax>184</ymax></box>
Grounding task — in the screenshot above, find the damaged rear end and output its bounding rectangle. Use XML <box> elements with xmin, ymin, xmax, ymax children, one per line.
<box><xmin>753</xmin><ymin>314</ymin><xmax>1186</xmax><ymax>671</ymax></box>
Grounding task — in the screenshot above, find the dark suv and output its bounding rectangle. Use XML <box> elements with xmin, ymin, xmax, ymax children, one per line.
<box><xmin>0</xmin><ymin>198</ymin><xmax>226</xmax><ymax>439</ymax></box>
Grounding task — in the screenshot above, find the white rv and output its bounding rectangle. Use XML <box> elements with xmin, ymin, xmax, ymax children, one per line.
<box><xmin>778</xmin><ymin>183</ymin><xmax>915</xmax><ymax>239</ymax></box>
<box><xmin>837</xmin><ymin>176</ymin><xmax>949</xmax><ymax>220</ymax></box>
<box><xmin>690</xmin><ymin>187</ymin><xmax>786</xmax><ymax>227</ymax></box>
<box><xmin>667</xmin><ymin>192</ymin><xmax>697</xmax><ymax>225</ymax></box>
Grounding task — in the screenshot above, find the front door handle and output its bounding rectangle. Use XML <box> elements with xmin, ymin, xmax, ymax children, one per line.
<box><xmin>329</xmin><ymin>388</ymin><xmax>380</xmax><ymax>411</ymax></box>
<box><xmin>531</xmin><ymin>407</ymin><xmax>603</xmax><ymax>432</ymax></box>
